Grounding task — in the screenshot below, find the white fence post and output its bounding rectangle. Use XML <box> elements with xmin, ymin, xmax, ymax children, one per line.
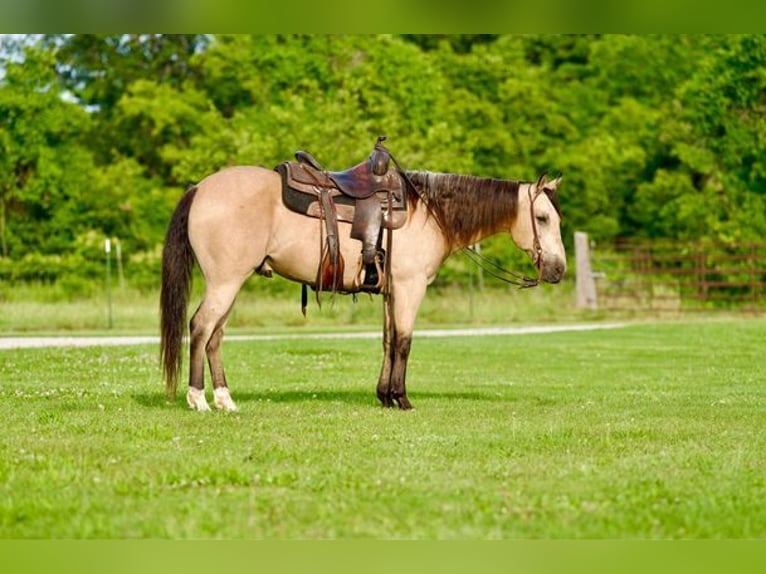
<box><xmin>575</xmin><ymin>231</ymin><xmax>598</xmax><ymax>310</ymax></box>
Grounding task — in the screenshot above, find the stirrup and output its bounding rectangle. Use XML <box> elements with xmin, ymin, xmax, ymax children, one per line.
<box><xmin>353</xmin><ymin>255</ymin><xmax>385</xmax><ymax>293</ymax></box>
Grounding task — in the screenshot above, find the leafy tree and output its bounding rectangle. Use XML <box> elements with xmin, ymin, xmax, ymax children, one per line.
<box><xmin>47</xmin><ymin>34</ymin><xmax>208</xmax><ymax>113</ymax></box>
<box><xmin>0</xmin><ymin>45</ymin><xmax>96</xmax><ymax>257</ymax></box>
<box><xmin>112</xmin><ymin>79</ymin><xmax>220</xmax><ymax>183</ymax></box>
<box><xmin>401</xmin><ymin>35</ymin><xmax>501</xmax><ymax>54</ymax></box>
<box><xmin>639</xmin><ymin>35</ymin><xmax>766</xmax><ymax>241</ymax></box>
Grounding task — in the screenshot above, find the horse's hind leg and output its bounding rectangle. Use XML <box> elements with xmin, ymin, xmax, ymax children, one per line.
<box><xmin>187</xmin><ymin>282</ymin><xmax>243</xmax><ymax>412</ymax></box>
<box><xmin>207</xmin><ymin>319</ymin><xmax>238</xmax><ymax>411</ymax></box>
<box><xmin>187</xmin><ymin>304</ymin><xmax>211</xmax><ymax>411</ymax></box>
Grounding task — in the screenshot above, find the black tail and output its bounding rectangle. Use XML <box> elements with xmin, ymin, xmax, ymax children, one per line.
<box><xmin>159</xmin><ymin>185</ymin><xmax>198</xmax><ymax>400</ymax></box>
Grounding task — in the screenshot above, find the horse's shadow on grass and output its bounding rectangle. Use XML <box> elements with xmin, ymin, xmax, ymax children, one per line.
<box><xmin>130</xmin><ymin>389</ymin><xmax>375</xmax><ymax>409</ymax></box>
<box><xmin>132</xmin><ymin>388</ymin><xmax>508</xmax><ymax>409</ymax></box>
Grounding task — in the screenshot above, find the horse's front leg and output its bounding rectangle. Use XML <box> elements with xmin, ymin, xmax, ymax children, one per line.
<box><xmin>376</xmin><ymin>292</ymin><xmax>396</xmax><ymax>408</ymax></box>
<box><xmin>390</xmin><ymin>332</ymin><xmax>413</xmax><ymax>410</ymax></box>
<box><xmin>385</xmin><ymin>278</ymin><xmax>426</xmax><ymax>410</ymax></box>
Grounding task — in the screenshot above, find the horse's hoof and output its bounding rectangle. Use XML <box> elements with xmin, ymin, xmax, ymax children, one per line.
<box><xmin>377</xmin><ymin>389</ymin><xmax>394</xmax><ymax>408</ymax></box>
<box><xmin>378</xmin><ymin>397</ymin><xmax>395</xmax><ymax>408</ymax></box>
<box><xmin>214</xmin><ymin>387</ymin><xmax>239</xmax><ymax>412</ymax></box>
<box><xmin>396</xmin><ymin>396</ymin><xmax>413</xmax><ymax>410</ymax></box>
<box><xmin>187</xmin><ymin>388</ymin><xmax>211</xmax><ymax>411</ymax></box>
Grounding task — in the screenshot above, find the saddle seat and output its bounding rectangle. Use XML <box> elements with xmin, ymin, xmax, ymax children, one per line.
<box><xmin>293</xmin><ymin>141</ymin><xmax>399</xmax><ymax>200</ymax></box>
<box><xmin>328</xmin><ymin>162</ymin><xmax>381</xmax><ymax>199</ymax></box>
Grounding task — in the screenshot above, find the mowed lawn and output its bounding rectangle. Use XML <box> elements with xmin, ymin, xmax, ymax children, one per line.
<box><xmin>0</xmin><ymin>320</ymin><xmax>764</xmax><ymax>538</ymax></box>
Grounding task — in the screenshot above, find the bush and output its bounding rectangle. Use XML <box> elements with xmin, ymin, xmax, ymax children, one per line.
<box><xmin>0</xmin><ymin>253</ymin><xmax>101</xmax><ymax>284</ymax></box>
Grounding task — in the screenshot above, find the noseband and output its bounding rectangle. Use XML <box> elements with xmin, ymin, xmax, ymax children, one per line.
<box><xmin>462</xmin><ymin>181</ymin><xmax>545</xmax><ymax>289</ymax></box>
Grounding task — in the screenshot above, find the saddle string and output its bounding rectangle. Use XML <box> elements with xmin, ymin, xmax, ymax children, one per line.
<box><xmin>296</xmin><ymin>162</ymin><xmax>343</xmax><ymax>303</ymax></box>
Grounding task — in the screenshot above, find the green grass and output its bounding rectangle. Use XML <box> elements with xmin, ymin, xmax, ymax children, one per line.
<box><xmin>1</xmin><ymin>319</ymin><xmax>765</xmax><ymax>538</ymax></box>
<box><xmin>0</xmin><ymin>278</ymin><xmax>585</xmax><ymax>335</ymax></box>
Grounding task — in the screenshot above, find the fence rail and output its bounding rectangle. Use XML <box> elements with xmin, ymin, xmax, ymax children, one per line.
<box><xmin>577</xmin><ymin>234</ymin><xmax>766</xmax><ymax>313</ymax></box>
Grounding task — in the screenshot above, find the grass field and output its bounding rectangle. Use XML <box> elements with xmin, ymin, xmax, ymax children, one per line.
<box><xmin>0</xmin><ymin>319</ymin><xmax>765</xmax><ymax>538</ymax></box>
<box><xmin>0</xmin><ymin>279</ymin><xmax>586</xmax><ymax>334</ymax></box>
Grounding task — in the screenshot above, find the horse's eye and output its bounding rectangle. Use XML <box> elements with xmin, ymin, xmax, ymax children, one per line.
<box><xmin>536</xmin><ymin>214</ymin><xmax>549</xmax><ymax>224</ymax></box>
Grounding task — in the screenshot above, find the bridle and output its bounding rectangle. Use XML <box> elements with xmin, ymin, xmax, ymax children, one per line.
<box><xmin>462</xmin><ymin>176</ymin><xmax>548</xmax><ymax>289</ymax></box>
<box><xmin>528</xmin><ymin>175</ymin><xmax>546</xmax><ymax>276</ymax></box>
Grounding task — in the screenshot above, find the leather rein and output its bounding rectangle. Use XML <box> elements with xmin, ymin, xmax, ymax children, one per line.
<box><xmin>462</xmin><ymin>183</ymin><xmax>545</xmax><ymax>289</ymax></box>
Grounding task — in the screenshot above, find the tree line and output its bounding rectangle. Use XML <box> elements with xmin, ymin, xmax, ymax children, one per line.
<box><xmin>1</xmin><ymin>34</ymin><xmax>764</xmax><ymax>289</ymax></box>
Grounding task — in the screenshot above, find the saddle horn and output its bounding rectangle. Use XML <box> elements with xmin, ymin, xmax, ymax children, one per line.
<box><xmin>370</xmin><ymin>136</ymin><xmax>391</xmax><ymax>176</ymax></box>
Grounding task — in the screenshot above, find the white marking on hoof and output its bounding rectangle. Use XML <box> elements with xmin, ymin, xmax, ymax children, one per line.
<box><xmin>187</xmin><ymin>387</ymin><xmax>211</xmax><ymax>412</ymax></box>
<box><xmin>214</xmin><ymin>387</ymin><xmax>238</xmax><ymax>412</ymax></box>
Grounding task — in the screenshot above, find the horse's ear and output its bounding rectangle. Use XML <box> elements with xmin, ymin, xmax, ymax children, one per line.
<box><xmin>546</xmin><ymin>175</ymin><xmax>562</xmax><ymax>191</ymax></box>
<box><xmin>535</xmin><ymin>172</ymin><xmax>548</xmax><ymax>189</ymax></box>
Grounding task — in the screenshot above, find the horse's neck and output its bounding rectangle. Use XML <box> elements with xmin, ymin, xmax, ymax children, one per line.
<box><xmin>438</xmin><ymin>178</ymin><xmax>524</xmax><ymax>251</ymax></box>
<box><xmin>469</xmin><ymin>184</ymin><xmax>525</xmax><ymax>245</ymax></box>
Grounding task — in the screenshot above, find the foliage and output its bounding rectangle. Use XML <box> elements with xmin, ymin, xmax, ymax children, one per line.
<box><xmin>2</xmin><ymin>35</ymin><xmax>765</xmax><ymax>289</ymax></box>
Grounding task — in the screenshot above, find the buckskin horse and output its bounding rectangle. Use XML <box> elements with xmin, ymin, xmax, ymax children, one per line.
<box><xmin>160</xmin><ymin>139</ymin><xmax>566</xmax><ymax>412</ymax></box>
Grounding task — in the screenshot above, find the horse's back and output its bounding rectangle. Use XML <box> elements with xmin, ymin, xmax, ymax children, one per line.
<box><xmin>189</xmin><ymin>166</ymin><xmax>281</xmax><ymax>278</ymax></box>
<box><xmin>194</xmin><ymin>165</ymin><xmax>279</xmax><ymax>206</ymax></box>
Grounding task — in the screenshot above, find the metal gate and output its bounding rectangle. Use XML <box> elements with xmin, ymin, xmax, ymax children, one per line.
<box><xmin>575</xmin><ymin>233</ymin><xmax>766</xmax><ymax>313</ymax></box>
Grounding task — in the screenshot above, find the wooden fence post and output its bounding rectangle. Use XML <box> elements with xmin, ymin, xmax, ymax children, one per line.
<box><xmin>575</xmin><ymin>231</ymin><xmax>598</xmax><ymax>310</ymax></box>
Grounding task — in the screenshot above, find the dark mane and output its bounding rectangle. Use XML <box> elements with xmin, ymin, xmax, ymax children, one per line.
<box><xmin>405</xmin><ymin>171</ymin><xmax>522</xmax><ymax>248</ymax></box>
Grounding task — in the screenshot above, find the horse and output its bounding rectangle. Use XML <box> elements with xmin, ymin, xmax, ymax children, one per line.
<box><xmin>160</xmin><ymin>158</ymin><xmax>566</xmax><ymax>412</ymax></box>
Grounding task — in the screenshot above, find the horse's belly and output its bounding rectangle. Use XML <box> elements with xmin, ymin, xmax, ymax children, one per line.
<box><xmin>267</xmin><ymin>215</ymin><xmax>363</xmax><ymax>288</ymax></box>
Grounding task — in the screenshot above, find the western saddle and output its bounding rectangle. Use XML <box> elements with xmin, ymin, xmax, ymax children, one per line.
<box><xmin>276</xmin><ymin>136</ymin><xmax>409</xmax><ymax>308</ymax></box>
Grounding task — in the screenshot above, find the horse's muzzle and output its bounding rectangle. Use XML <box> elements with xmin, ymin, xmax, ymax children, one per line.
<box><xmin>540</xmin><ymin>255</ymin><xmax>566</xmax><ymax>284</ymax></box>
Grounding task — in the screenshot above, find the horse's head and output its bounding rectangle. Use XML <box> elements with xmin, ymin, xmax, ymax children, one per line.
<box><xmin>510</xmin><ymin>173</ymin><xmax>566</xmax><ymax>284</ymax></box>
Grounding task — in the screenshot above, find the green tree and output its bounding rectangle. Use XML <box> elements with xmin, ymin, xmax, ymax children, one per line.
<box><xmin>0</xmin><ymin>45</ymin><xmax>96</xmax><ymax>257</ymax></box>
<box><xmin>638</xmin><ymin>35</ymin><xmax>766</xmax><ymax>241</ymax></box>
<box><xmin>48</xmin><ymin>34</ymin><xmax>208</xmax><ymax>114</ymax></box>
<box><xmin>4</xmin><ymin>34</ymin><xmax>766</xmax><ymax>289</ymax></box>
